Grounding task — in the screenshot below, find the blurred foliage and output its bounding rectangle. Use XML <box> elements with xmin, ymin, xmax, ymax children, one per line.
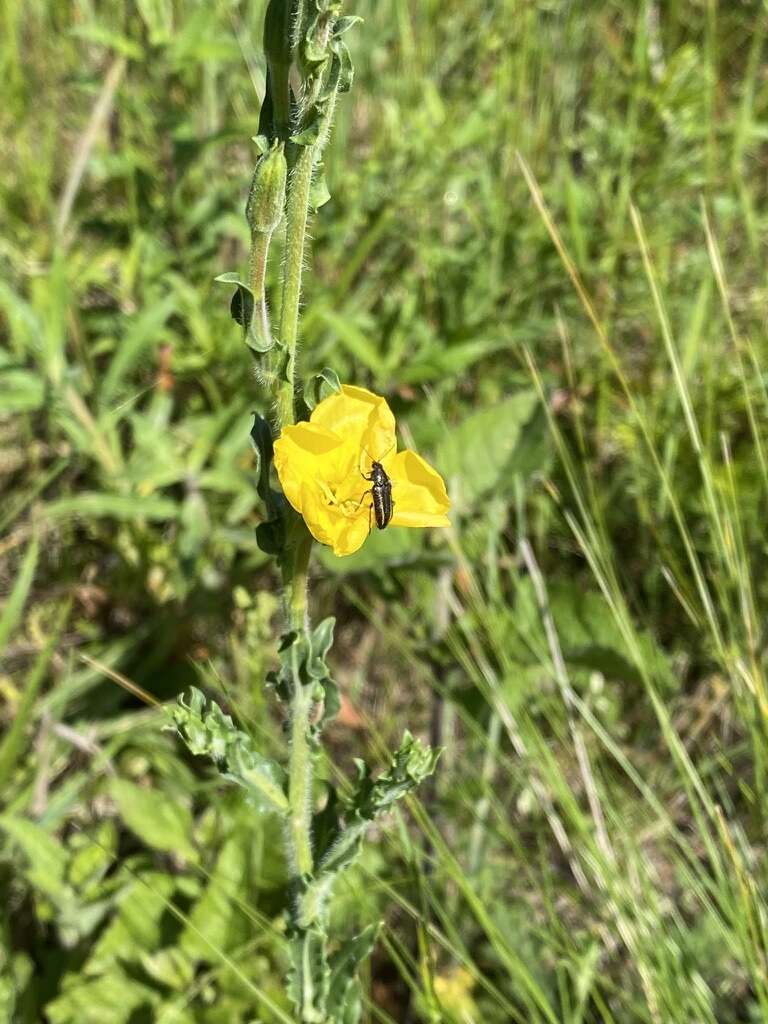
<box><xmin>3</xmin><ymin>0</ymin><xmax>768</xmax><ymax>1021</ymax></box>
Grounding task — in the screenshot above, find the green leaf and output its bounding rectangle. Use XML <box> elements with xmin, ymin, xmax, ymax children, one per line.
<box><xmin>333</xmin><ymin>40</ymin><xmax>354</xmax><ymax>94</ymax></box>
<box><xmin>308</xmin><ymin>618</ymin><xmax>340</xmax><ymax>729</ymax></box>
<box><xmin>136</xmin><ymin>0</ymin><xmax>173</xmax><ymax>45</ymax></box>
<box><xmin>87</xmin><ymin>872</ymin><xmax>178</xmax><ymax>973</ymax></box>
<box><xmin>307</xmin><ymin>617</ymin><xmax>334</xmax><ymax>679</ymax></box>
<box><xmin>101</xmin><ymin>296</ymin><xmax>176</xmax><ymax>405</ymax></box>
<box><xmin>46</xmin><ymin>492</ymin><xmax>179</xmax><ymax>522</ymax></box>
<box><xmin>141</xmin><ymin>947</ymin><xmax>194</xmax><ymax>989</ymax></box>
<box><xmin>299</xmin><ymin>734</ymin><xmax>440</xmax><ymax>922</ymax></box>
<box><xmin>309</xmin><ymin>166</ymin><xmax>331</xmax><ymax>210</ymax></box>
<box><xmin>350</xmin><ymin>731</ymin><xmax>441</xmax><ymax>820</ymax></box>
<box><xmin>327</xmin><ymin>923</ymin><xmax>380</xmax><ymax>1024</ymax></box>
<box><xmin>180</xmin><ymin>833</ymin><xmax>251</xmax><ymax>959</ymax></box>
<box><xmin>249</xmin><ymin>412</ymin><xmax>275</xmax><ymax>508</ymax></box>
<box><xmin>0</xmin><ymin>367</ymin><xmax>45</xmax><ymax>413</ymax></box>
<box><xmin>178</xmin><ymin>488</ymin><xmax>208</xmax><ymax>562</ymax></box>
<box><xmin>109</xmin><ymin>778</ymin><xmax>197</xmax><ymax>862</ymax></box>
<box><xmin>287</xmin><ymin>927</ymin><xmax>330</xmax><ymax>1024</ymax></box>
<box><xmin>255</xmin><ymin>517</ymin><xmax>285</xmax><ymax>555</ymax></box>
<box><xmin>437</xmin><ymin>390</ymin><xmax>541</xmax><ymax>507</ymax></box>
<box><xmin>169</xmin><ymin>688</ymin><xmax>288</xmax><ymax>813</ymax></box>
<box><xmin>215</xmin><ymin>274</ymin><xmax>273</xmax><ymax>353</ymax></box>
<box><xmin>0</xmin><ymin>815</ymin><xmax>70</xmax><ymax>902</ymax></box>
<box><xmin>67</xmin><ymin>821</ymin><xmax>117</xmax><ymax>892</ymax></box>
<box><xmin>267</xmin><ymin>625</ymin><xmax>339</xmax><ymax>735</ymax></box>
<box><xmin>229</xmin><ymin>283</ymin><xmax>254</xmax><ymax>329</ymax></box>
<box><xmin>319</xmin><ymin>524</ymin><xmax>422</xmax><ymax>574</ymax></box>
<box><xmin>69</xmin><ymin>24</ymin><xmax>144</xmax><ymax>59</ymax></box>
<box><xmin>44</xmin><ymin>968</ymin><xmax>159</xmax><ymax>1024</ymax></box>
<box><xmin>304</xmin><ymin>367</ymin><xmax>341</xmax><ymax>410</ymax></box>
<box><xmin>333</xmin><ymin>16</ymin><xmax>363</xmax><ymax>38</ymax></box>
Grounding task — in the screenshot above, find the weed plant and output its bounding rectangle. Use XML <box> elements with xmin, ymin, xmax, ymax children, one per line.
<box><xmin>2</xmin><ymin>2</ymin><xmax>768</xmax><ymax>1022</ymax></box>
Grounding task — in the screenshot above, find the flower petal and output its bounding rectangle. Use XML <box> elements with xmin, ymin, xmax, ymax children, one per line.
<box><xmin>386</xmin><ymin>449</ymin><xmax>451</xmax><ymax>528</ymax></box>
<box><xmin>273</xmin><ymin>422</ymin><xmax>353</xmax><ymax>515</ymax></box>
<box><xmin>297</xmin><ymin>480</ymin><xmax>370</xmax><ymax>555</ymax></box>
<box><xmin>330</xmin><ymin>513</ymin><xmax>371</xmax><ymax>557</ymax></box>
<box><xmin>310</xmin><ymin>385</ymin><xmax>396</xmax><ymax>465</ymax></box>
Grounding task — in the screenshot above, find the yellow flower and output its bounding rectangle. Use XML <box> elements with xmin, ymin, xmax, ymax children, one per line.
<box><xmin>273</xmin><ymin>385</ymin><xmax>450</xmax><ymax>557</ymax></box>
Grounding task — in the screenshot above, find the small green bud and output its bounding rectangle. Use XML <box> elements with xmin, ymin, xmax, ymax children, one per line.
<box><xmin>245</xmin><ymin>143</ymin><xmax>287</xmax><ymax>235</ymax></box>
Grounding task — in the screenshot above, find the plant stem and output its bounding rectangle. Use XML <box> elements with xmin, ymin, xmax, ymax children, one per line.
<box><xmin>283</xmin><ymin>526</ymin><xmax>314</xmax><ymax>878</ymax></box>
<box><xmin>276</xmin><ymin>144</ymin><xmax>314</xmax><ymax>426</ymax></box>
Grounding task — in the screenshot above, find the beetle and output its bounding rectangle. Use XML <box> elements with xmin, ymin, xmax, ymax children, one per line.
<box><xmin>363</xmin><ymin>459</ymin><xmax>394</xmax><ymax>531</ymax></box>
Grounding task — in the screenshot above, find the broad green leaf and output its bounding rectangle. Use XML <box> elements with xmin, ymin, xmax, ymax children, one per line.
<box><xmin>327</xmin><ymin>923</ymin><xmax>380</xmax><ymax>1024</ymax></box>
<box><xmin>109</xmin><ymin>778</ymin><xmax>197</xmax><ymax>862</ymax></box>
<box><xmin>287</xmin><ymin>927</ymin><xmax>329</xmax><ymax>1024</ymax></box>
<box><xmin>136</xmin><ymin>0</ymin><xmax>173</xmax><ymax>44</ymax></box>
<box><xmin>141</xmin><ymin>946</ymin><xmax>194</xmax><ymax>989</ymax></box>
<box><xmin>86</xmin><ymin>872</ymin><xmax>178</xmax><ymax>974</ymax></box>
<box><xmin>100</xmin><ymin>296</ymin><xmax>176</xmax><ymax>405</ymax></box>
<box><xmin>46</xmin><ymin>492</ymin><xmax>178</xmax><ymax>522</ymax></box>
<box><xmin>69</xmin><ymin>24</ymin><xmax>144</xmax><ymax>59</ymax></box>
<box><xmin>399</xmin><ymin>338</ymin><xmax>508</xmax><ymax>385</ymax></box>
<box><xmin>437</xmin><ymin>390</ymin><xmax>541</xmax><ymax>507</ymax></box>
<box><xmin>67</xmin><ymin>821</ymin><xmax>117</xmax><ymax>892</ymax></box>
<box><xmin>44</xmin><ymin>968</ymin><xmax>159</xmax><ymax>1024</ymax></box>
<box><xmin>180</xmin><ymin>833</ymin><xmax>250</xmax><ymax>959</ymax></box>
<box><xmin>0</xmin><ymin>368</ymin><xmax>45</xmax><ymax>412</ymax></box>
<box><xmin>0</xmin><ymin>816</ymin><xmax>70</xmax><ymax>902</ymax></box>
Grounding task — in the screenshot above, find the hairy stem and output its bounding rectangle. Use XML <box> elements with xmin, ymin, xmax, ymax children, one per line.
<box><xmin>283</xmin><ymin>527</ymin><xmax>314</xmax><ymax>878</ymax></box>
<box><xmin>276</xmin><ymin>144</ymin><xmax>314</xmax><ymax>426</ymax></box>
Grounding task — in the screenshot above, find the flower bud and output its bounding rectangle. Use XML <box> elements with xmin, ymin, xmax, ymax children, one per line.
<box><xmin>246</xmin><ymin>143</ymin><xmax>287</xmax><ymax>235</ymax></box>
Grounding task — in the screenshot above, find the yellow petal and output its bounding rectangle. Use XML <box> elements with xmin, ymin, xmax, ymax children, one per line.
<box><xmin>297</xmin><ymin>481</ymin><xmax>370</xmax><ymax>555</ymax></box>
<box><xmin>273</xmin><ymin>423</ymin><xmax>354</xmax><ymax>515</ymax></box>
<box><xmin>386</xmin><ymin>449</ymin><xmax>451</xmax><ymax>528</ymax></box>
<box><xmin>310</xmin><ymin>385</ymin><xmax>396</xmax><ymax>465</ymax></box>
<box><xmin>329</xmin><ymin>512</ymin><xmax>371</xmax><ymax>557</ymax></box>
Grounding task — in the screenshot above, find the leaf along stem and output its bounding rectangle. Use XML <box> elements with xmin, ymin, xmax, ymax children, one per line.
<box><xmin>249</xmin><ymin>228</ymin><xmax>273</xmax><ymax>352</ymax></box>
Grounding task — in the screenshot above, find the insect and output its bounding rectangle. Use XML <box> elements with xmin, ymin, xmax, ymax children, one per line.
<box><xmin>363</xmin><ymin>459</ymin><xmax>394</xmax><ymax>531</ymax></box>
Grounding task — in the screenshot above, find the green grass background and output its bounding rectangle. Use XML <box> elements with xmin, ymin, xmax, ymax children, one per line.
<box><xmin>3</xmin><ymin>0</ymin><xmax>768</xmax><ymax>1020</ymax></box>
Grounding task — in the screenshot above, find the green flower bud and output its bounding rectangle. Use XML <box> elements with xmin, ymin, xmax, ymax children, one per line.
<box><xmin>246</xmin><ymin>143</ymin><xmax>287</xmax><ymax>235</ymax></box>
